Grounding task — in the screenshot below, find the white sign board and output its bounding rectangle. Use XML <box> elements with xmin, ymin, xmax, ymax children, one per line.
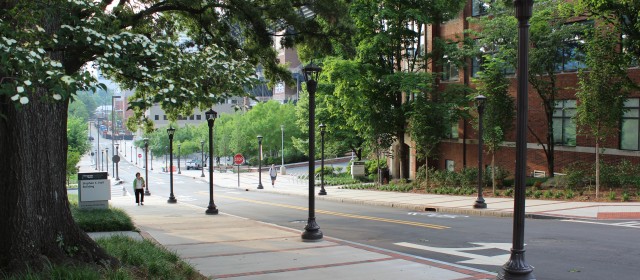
<box><xmin>351</xmin><ymin>161</ymin><xmax>366</xmax><ymax>178</ymax></box>
<box><xmin>78</xmin><ymin>172</ymin><xmax>111</xmax><ymax>209</ymax></box>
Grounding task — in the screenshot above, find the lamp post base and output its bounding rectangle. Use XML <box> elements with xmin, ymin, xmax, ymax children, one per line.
<box><xmin>201</xmin><ymin>173</ymin><xmax>205</xmax><ymax>177</ymax></box>
<box><xmin>301</xmin><ymin>218</ymin><xmax>323</xmax><ymax>242</ymax></box>
<box><xmin>497</xmin><ymin>250</ymin><xmax>535</xmax><ymax>280</ymax></box>
<box><xmin>144</xmin><ymin>189</ymin><xmax>151</xmax><ymax>196</ymax></box>
<box><xmin>206</xmin><ymin>204</ymin><xmax>219</xmax><ymax>215</ymax></box>
<box><xmin>473</xmin><ymin>200</ymin><xmax>487</xmax><ymax>209</ymax></box>
<box><xmin>167</xmin><ymin>196</ymin><xmax>177</xmax><ymax>204</ymax></box>
<box><xmin>318</xmin><ymin>189</ymin><xmax>327</xmax><ymax>195</ymax></box>
<box><xmin>257</xmin><ymin>183</ymin><xmax>264</xmax><ymax>189</ymax></box>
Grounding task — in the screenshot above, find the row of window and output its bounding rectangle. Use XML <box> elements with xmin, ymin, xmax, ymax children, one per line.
<box><xmin>551</xmin><ymin>98</ymin><xmax>639</xmax><ymax>150</ymax></box>
<box><xmin>154</xmin><ymin>114</ymin><xmax>203</xmax><ymax>121</ymax></box>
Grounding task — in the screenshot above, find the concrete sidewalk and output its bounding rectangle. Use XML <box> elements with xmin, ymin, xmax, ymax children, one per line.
<box><xmin>108</xmin><ymin>193</ymin><xmax>495</xmax><ymax>280</ymax></box>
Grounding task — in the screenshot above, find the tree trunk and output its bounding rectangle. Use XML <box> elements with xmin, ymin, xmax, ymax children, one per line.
<box><xmin>595</xmin><ymin>141</ymin><xmax>600</xmax><ymax>199</ymax></box>
<box><xmin>491</xmin><ymin>153</ymin><xmax>496</xmax><ymax>193</ymax></box>
<box><xmin>0</xmin><ymin>91</ymin><xmax>118</xmax><ymax>274</ymax></box>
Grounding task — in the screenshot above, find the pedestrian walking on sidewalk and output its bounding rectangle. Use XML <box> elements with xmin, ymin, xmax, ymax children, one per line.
<box><xmin>133</xmin><ymin>172</ymin><xmax>145</xmax><ymax>205</ymax></box>
<box><xmin>269</xmin><ymin>164</ymin><xmax>277</xmax><ymax>187</ymax></box>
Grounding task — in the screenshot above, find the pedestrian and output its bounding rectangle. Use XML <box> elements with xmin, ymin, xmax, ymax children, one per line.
<box><xmin>133</xmin><ymin>172</ymin><xmax>145</xmax><ymax>205</ymax></box>
<box><xmin>269</xmin><ymin>164</ymin><xmax>277</xmax><ymax>187</ymax></box>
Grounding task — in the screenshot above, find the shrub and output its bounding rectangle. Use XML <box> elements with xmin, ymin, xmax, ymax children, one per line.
<box><xmin>365</xmin><ymin>159</ymin><xmax>387</xmax><ymax>176</ymax></box>
<box><xmin>608</xmin><ymin>190</ymin><xmax>617</xmax><ymax>201</ymax></box>
<box><xmin>565</xmin><ymin>189</ymin><xmax>575</xmax><ymax>199</ymax></box>
<box><xmin>534</xmin><ymin>190</ymin><xmax>543</xmax><ymax>198</ymax></box>
<box><xmin>315</xmin><ymin>166</ymin><xmax>335</xmax><ymax>176</ymax></box>
<box><xmin>554</xmin><ymin>190</ymin><xmax>564</xmax><ymax>199</ymax></box>
<box><xmin>563</xmin><ymin>162</ymin><xmax>592</xmax><ymax>188</ymax></box>
<box><xmin>622</xmin><ymin>192</ymin><xmax>630</xmax><ymax>202</ymax></box>
<box><xmin>543</xmin><ymin>190</ymin><xmax>553</xmax><ymax>199</ymax></box>
<box><xmin>504</xmin><ymin>188</ymin><xmax>514</xmax><ymax>197</ymax></box>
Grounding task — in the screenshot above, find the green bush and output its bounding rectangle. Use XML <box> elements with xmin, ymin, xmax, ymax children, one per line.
<box><xmin>68</xmin><ymin>194</ymin><xmax>134</xmax><ymax>232</ymax></box>
<box><xmin>533</xmin><ymin>190</ymin><xmax>543</xmax><ymax>198</ymax></box>
<box><xmin>504</xmin><ymin>188</ymin><xmax>514</xmax><ymax>197</ymax></box>
<box><xmin>543</xmin><ymin>190</ymin><xmax>553</xmax><ymax>199</ymax></box>
<box><xmin>565</xmin><ymin>189</ymin><xmax>575</xmax><ymax>199</ymax></box>
<box><xmin>608</xmin><ymin>190</ymin><xmax>617</xmax><ymax>201</ymax></box>
<box><xmin>525</xmin><ymin>177</ymin><xmax>548</xmax><ymax>187</ymax></box>
<box><xmin>315</xmin><ymin>166</ymin><xmax>335</xmax><ymax>176</ymax></box>
<box><xmin>365</xmin><ymin>159</ymin><xmax>388</xmax><ymax>176</ymax></box>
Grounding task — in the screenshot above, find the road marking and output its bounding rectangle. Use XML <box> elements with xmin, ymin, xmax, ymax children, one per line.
<box><xmin>218</xmin><ymin>195</ymin><xmax>448</xmax><ymax>230</ymax></box>
<box><xmin>394</xmin><ymin>242</ymin><xmax>511</xmax><ymax>266</ymax></box>
<box><xmin>408</xmin><ymin>212</ymin><xmax>468</xmax><ymax>218</ymax></box>
<box><xmin>563</xmin><ymin>219</ymin><xmax>640</xmax><ymax>229</ymax></box>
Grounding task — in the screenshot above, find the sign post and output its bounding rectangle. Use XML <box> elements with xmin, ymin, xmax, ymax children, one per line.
<box><xmin>78</xmin><ymin>172</ymin><xmax>111</xmax><ymax>209</ymax></box>
<box><xmin>233</xmin><ymin>153</ymin><xmax>245</xmax><ymax>188</ymax></box>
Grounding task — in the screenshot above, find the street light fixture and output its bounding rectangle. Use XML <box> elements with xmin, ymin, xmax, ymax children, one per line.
<box><xmin>474</xmin><ymin>95</ymin><xmax>487</xmax><ymax>209</ymax></box>
<box><xmin>167</xmin><ymin>126</ymin><xmax>177</xmax><ymax>204</ymax></box>
<box><xmin>150</xmin><ymin>150</ymin><xmax>153</xmax><ymax>170</ymax></box>
<box><xmin>135</xmin><ymin>146</ymin><xmax>138</xmax><ymax>165</ymax></box>
<box><xmin>200</xmin><ymin>140</ymin><xmax>205</xmax><ymax>177</ymax></box>
<box><xmin>280</xmin><ymin>125</ymin><xmax>286</xmax><ymax>175</ymax></box>
<box><xmin>144</xmin><ymin>138</ymin><xmax>151</xmax><ymax>196</ymax></box>
<box><xmin>257</xmin><ymin>135</ymin><xmax>264</xmax><ymax>189</ymax></box>
<box><xmin>301</xmin><ymin>62</ymin><xmax>323</xmax><ymax>241</ymax></box>
<box><xmin>111</xmin><ymin>95</ymin><xmax>121</xmax><ymax>176</ymax></box>
<box><xmin>178</xmin><ymin>143</ymin><xmax>182</xmax><ymax>174</ymax></box>
<box><xmin>318</xmin><ymin>123</ymin><xmax>327</xmax><ymax>196</ymax></box>
<box><xmin>205</xmin><ymin>109</ymin><xmax>219</xmax><ymax>215</ymax></box>
<box><xmin>114</xmin><ymin>143</ymin><xmax>120</xmax><ymax>181</ymax></box>
<box><xmin>498</xmin><ymin>1</ymin><xmax>535</xmax><ymax>279</ymax></box>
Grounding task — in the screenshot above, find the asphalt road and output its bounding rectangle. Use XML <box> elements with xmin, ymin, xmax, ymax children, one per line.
<box><xmin>93</xmin><ymin>138</ymin><xmax>640</xmax><ymax>280</ymax></box>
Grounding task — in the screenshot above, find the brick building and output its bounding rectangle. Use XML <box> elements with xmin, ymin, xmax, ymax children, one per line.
<box><xmin>399</xmin><ymin>0</ymin><xmax>640</xmax><ymax>180</ymax></box>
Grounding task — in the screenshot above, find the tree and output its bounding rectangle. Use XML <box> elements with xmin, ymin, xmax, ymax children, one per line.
<box><xmin>576</xmin><ymin>25</ymin><xmax>632</xmax><ymax>198</ymax></box>
<box><xmin>0</xmin><ymin>0</ymin><xmax>348</xmax><ymax>274</ymax></box>
<box><xmin>473</xmin><ymin>57</ymin><xmax>515</xmax><ymax>192</ymax></box>
<box><xmin>471</xmin><ymin>0</ymin><xmax>586</xmax><ymax>177</ymax></box>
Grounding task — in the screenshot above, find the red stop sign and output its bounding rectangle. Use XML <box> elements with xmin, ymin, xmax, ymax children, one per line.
<box><xmin>138</xmin><ymin>153</ymin><xmax>142</xmax><ymax>158</ymax></box>
<box><xmin>233</xmin><ymin>153</ymin><xmax>245</xmax><ymax>165</ymax></box>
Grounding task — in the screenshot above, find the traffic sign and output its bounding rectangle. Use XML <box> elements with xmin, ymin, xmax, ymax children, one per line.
<box><xmin>233</xmin><ymin>153</ymin><xmax>245</xmax><ymax>165</ymax></box>
<box><xmin>138</xmin><ymin>153</ymin><xmax>142</xmax><ymax>158</ymax></box>
<box><xmin>112</xmin><ymin>155</ymin><xmax>120</xmax><ymax>163</ymax></box>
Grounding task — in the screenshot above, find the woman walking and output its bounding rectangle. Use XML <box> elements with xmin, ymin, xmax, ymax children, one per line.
<box><xmin>269</xmin><ymin>164</ymin><xmax>277</xmax><ymax>187</ymax></box>
<box><xmin>133</xmin><ymin>172</ymin><xmax>145</xmax><ymax>205</ymax></box>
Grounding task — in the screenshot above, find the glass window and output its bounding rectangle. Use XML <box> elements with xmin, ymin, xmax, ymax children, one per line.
<box><xmin>621</xmin><ymin>98</ymin><xmax>640</xmax><ymax>150</ymax></box>
<box><xmin>556</xmin><ymin>21</ymin><xmax>591</xmax><ymax>72</ymax></box>
<box><xmin>154</xmin><ymin>115</ymin><xmax>159</xmax><ymax>121</ymax></box>
<box><xmin>163</xmin><ymin>115</ymin><xmax>167</xmax><ymax>120</ymax></box>
<box><xmin>472</xmin><ymin>0</ymin><xmax>490</xmax><ymax>17</ymax></box>
<box><xmin>442</xmin><ymin>60</ymin><xmax>459</xmax><ymax>81</ymax></box>
<box><xmin>445</xmin><ymin>160</ymin><xmax>455</xmax><ymax>172</ymax></box>
<box><xmin>189</xmin><ymin>115</ymin><xmax>195</xmax><ymax>120</ymax></box>
<box><xmin>553</xmin><ymin>100</ymin><xmax>577</xmax><ymax>146</ymax></box>
<box><xmin>449</xmin><ymin>120</ymin><xmax>459</xmax><ymax>139</ymax></box>
<box><xmin>196</xmin><ymin>115</ymin><xmax>202</xmax><ymax>120</ymax></box>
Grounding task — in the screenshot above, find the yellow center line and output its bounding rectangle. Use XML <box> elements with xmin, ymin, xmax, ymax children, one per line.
<box><xmin>219</xmin><ymin>194</ymin><xmax>449</xmax><ymax>230</ymax></box>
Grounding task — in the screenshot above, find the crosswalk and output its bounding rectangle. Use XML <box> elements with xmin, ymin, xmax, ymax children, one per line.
<box><xmin>563</xmin><ymin>219</ymin><xmax>640</xmax><ymax>229</ymax></box>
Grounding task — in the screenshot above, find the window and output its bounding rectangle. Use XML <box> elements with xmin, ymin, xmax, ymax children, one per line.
<box><xmin>189</xmin><ymin>115</ymin><xmax>195</xmax><ymax>120</ymax></box>
<box><xmin>196</xmin><ymin>115</ymin><xmax>202</xmax><ymax>120</ymax></box>
<box><xmin>472</xmin><ymin>0</ymin><xmax>490</xmax><ymax>17</ymax></box>
<box><xmin>553</xmin><ymin>100</ymin><xmax>576</xmax><ymax>146</ymax></box>
<box><xmin>445</xmin><ymin>160</ymin><xmax>455</xmax><ymax>172</ymax></box>
<box><xmin>442</xmin><ymin>59</ymin><xmax>459</xmax><ymax>81</ymax></box>
<box><xmin>555</xmin><ymin>21</ymin><xmax>591</xmax><ymax>72</ymax></box>
<box><xmin>621</xmin><ymin>98</ymin><xmax>640</xmax><ymax>150</ymax></box>
<box><xmin>154</xmin><ymin>115</ymin><xmax>159</xmax><ymax>121</ymax></box>
<box><xmin>471</xmin><ymin>40</ymin><xmax>515</xmax><ymax>78</ymax></box>
<box><xmin>448</xmin><ymin>120</ymin><xmax>459</xmax><ymax>139</ymax></box>
<box><xmin>163</xmin><ymin>115</ymin><xmax>167</xmax><ymax>120</ymax></box>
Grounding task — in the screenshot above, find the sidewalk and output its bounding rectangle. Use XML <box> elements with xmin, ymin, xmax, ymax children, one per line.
<box><xmin>78</xmin><ymin>153</ymin><xmax>640</xmax><ymax>279</ymax></box>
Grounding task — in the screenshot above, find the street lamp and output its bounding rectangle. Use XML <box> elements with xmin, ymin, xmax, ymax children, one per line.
<box><xmin>205</xmin><ymin>109</ymin><xmax>219</xmax><ymax>215</ymax></box>
<box><xmin>301</xmin><ymin>62</ymin><xmax>323</xmax><ymax>241</ymax></box>
<box><xmin>95</xmin><ymin>149</ymin><xmax>98</xmax><ymax>170</ymax></box>
<box><xmin>257</xmin><ymin>135</ymin><xmax>264</xmax><ymax>189</ymax></box>
<box><xmin>114</xmin><ymin>143</ymin><xmax>120</xmax><ymax>181</ymax></box>
<box><xmin>135</xmin><ymin>146</ymin><xmax>138</xmax><ymax>165</ymax></box>
<box><xmin>280</xmin><ymin>124</ymin><xmax>286</xmax><ymax>175</ymax></box>
<box><xmin>178</xmin><ymin>143</ymin><xmax>182</xmax><ymax>174</ymax></box>
<box><xmin>498</xmin><ymin>1</ymin><xmax>535</xmax><ymax>279</ymax></box>
<box><xmin>144</xmin><ymin>138</ymin><xmax>151</xmax><ymax>196</ymax></box>
<box><xmin>318</xmin><ymin>123</ymin><xmax>327</xmax><ymax>196</ymax></box>
<box><xmin>167</xmin><ymin>126</ymin><xmax>177</xmax><ymax>203</ymax></box>
<box><xmin>200</xmin><ymin>140</ymin><xmax>205</xmax><ymax>177</ymax></box>
<box><xmin>474</xmin><ymin>95</ymin><xmax>487</xmax><ymax>209</ymax></box>
<box><xmin>105</xmin><ymin>147</ymin><xmax>109</xmax><ymax>175</ymax></box>
<box><xmin>150</xmin><ymin>150</ymin><xmax>153</xmax><ymax>170</ymax></box>
<box><xmin>111</xmin><ymin>95</ymin><xmax>121</xmax><ymax>176</ymax></box>
<box><xmin>164</xmin><ymin>146</ymin><xmax>168</xmax><ymax>171</ymax></box>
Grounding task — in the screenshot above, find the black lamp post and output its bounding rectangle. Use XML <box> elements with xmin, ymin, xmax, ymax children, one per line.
<box><xmin>150</xmin><ymin>150</ymin><xmax>153</xmax><ymax>170</ymax></box>
<box><xmin>205</xmin><ymin>109</ymin><xmax>219</xmax><ymax>215</ymax></box>
<box><xmin>257</xmin><ymin>135</ymin><xmax>264</xmax><ymax>189</ymax></box>
<box><xmin>95</xmin><ymin>149</ymin><xmax>98</xmax><ymax>170</ymax></box>
<box><xmin>301</xmin><ymin>62</ymin><xmax>323</xmax><ymax>241</ymax></box>
<box><xmin>498</xmin><ymin>1</ymin><xmax>535</xmax><ymax>279</ymax></box>
<box><xmin>200</xmin><ymin>140</ymin><xmax>205</xmax><ymax>177</ymax></box>
<box><xmin>105</xmin><ymin>147</ymin><xmax>109</xmax><ymax>175</ymax></box>
<box><xmin>114</xmin><ymin>143</ymin><xmax>120</xmax><ymax>180</ymax></box>
<box><xmin>474</xmin><ymin>95</ymin><xmax>487</xmax><ymax>209</ymax></box>
<box><xmin>318</xmin><ymin>123</ymin><xmax>327</xmax><ymax>196</ymax></box>
<box><xmin>135</xmin><ymin>146</ymin><xmax>138</xmax><ymax>165</ymax></box>
<box><xmin>167</xmin><ymin>126</ymin><xmax>177</xmax><ymax>203</ymax></box>
<box><xmin>164</xmin><ymin>146</ymin><xmax>168</xmax><ymax>171</ymax></box>
<box><xmin>144</xmin><ymin>138</ymin><xmax>151</xmax><ymax>196</ymax></box>
<box><xmin>178</xmin><ymin>143</ymin><xmax>182</xmax><ymax>174</ymax></box>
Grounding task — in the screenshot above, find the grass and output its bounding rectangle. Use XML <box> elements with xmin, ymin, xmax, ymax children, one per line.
<box><xmin>68</xmin><ymin>194</ymin><xmax>134</xmax><ymax>232</ymax></box>
<box><xmin>1</xmin><ymin>195</ymin><xmax>204</xmax><ymax>279</ymax></box>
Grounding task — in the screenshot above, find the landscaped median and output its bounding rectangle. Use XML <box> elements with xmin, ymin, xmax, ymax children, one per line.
<box><xmin>4</xmin><ymin>194</ymin><xmax>205</xmax><ymax>280</ymax></box>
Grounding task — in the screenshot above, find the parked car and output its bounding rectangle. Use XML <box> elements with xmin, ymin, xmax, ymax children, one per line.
<box><xmin>186</xmin><ymin>159</ymin><xmax>204</xmax><ymax>170</ymax></box>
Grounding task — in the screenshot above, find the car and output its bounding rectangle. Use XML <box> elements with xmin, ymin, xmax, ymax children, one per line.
<box><xmin>186</xmin><ymin>160</ymin><xmax>204</xmax><ymax>170</ymax></box>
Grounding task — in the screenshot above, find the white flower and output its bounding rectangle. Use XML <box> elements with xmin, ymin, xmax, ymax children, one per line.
<box><xmin>53</xmin><ymin>94</ymin><xmax>62</xmax><ymax>100</ymax></box>
<box><xmin>24</xmin><ymin>80</ymin><xmax>31</xmax><ymax>86</ymax></box>
<box><xmin>170</xmin><ymin>98</ymin><xmax>177</xmax><ymax>103</ymax></box>
<box><xmin>20</xmin><ymin>96</ymin><xmax>28</xmax><ymax>104</ymax></box>
<box><xmin>61</xmin><ymin>75</ymin><xmax>75</xmax><ymax>85</ymax></box>
<box><xmin>16</xmin><ymin>86</ymin><xmax>24</xmax><ymax>93</ymax></box>
<box><xmin>11</xmin><ymin>94</ymin><xmax>19</xmax><ymax>101</ymax></box>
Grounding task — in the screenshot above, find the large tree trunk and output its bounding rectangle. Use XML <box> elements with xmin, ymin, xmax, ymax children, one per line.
<box><xmin>0</xmin><ymin>91</ymin><xmax>118</xmax><ymax>274</ymax></box>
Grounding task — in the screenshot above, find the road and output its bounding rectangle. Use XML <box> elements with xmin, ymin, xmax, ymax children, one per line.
<box><xmin>91</xmin><ymin>137</ymin><xmax>640</xmax><ymax>280</ymax></box>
